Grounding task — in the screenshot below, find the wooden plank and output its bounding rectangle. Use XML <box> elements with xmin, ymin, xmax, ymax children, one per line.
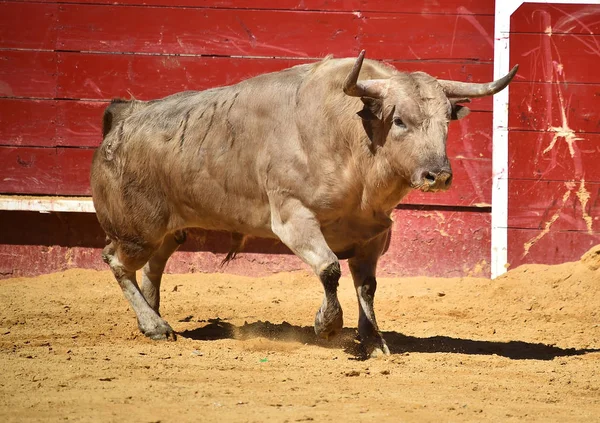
<box><xmin>54</xmin><ymin>4</ymin><xmax>494</xmax><ymax>60</ymax></box>
<box><xmin>0</xmin><ymin>50</ymin><xmax>57</xmax><ymax>98</ymax></box>
<box><xmin>56</xmin><ymin>53</ymin><xmax>309</xmax><ymax>100</ymax></box>
<box><xmin>0</xmin><ymin>99</ymin><xmax>104</xmax><ymax>148</ymax></box>
<box><xmin>508</xmin><ymin>131</ymin><xmax>600</xmax><ymax>181</ymax></box>
<box><xmin>54</xmin><ymin>101</ymin><xmax>105</xmax><ymax>148</ymax></box>
<box><xmin>0</xmin><ymin>209</ymin><xmax>106</xmax><ymax>246</ymax></box>
<box><xmin>510</xmin><ymin>33</ymin><xmax>600</xmax><ymax>84</ymax></box>
<box><xmin>360</xmin><ymin>12</ymin><xmax>494</xmax><ymax>61</ymax></box>
<box><xmin>508</xmin><ymin>82</ymin><xmax>600</xmax><ymax>133</ymax></box>
<box><xmin>11</xmin><ymin>0</ymin><xmax>494</xmax><ymax>14</ymax></box>
<box><xmin>2</xmin><ymin>49</ymin><xmax>493</xmax><ymax>100</ymax></box>
<box><xmin>0</xmin><ymin>147</ymin><xmax>94</xmax><ymax>195</ymax></box>
<box><xmin>0</xmin><ymin>99</ymin><xmax>57</xmax><ymax>147</ymax></box>
<box><xmin>508</xmin><ymin>179</ymin><xmax>600</xmax><ymax>232</ymax></box>
<box><xmin>55</xmin><ymin>52</ymin><xmax>493</xmax><ymax>110</ymax></box>
<box><xmin>381</xmin><ymin>208</ymin><xmax>491</xmax><ymax>277</ymax></box>
<box><xmin>507</xmin><ymin>228</ymin><xmax>600</xmax><ymax>269</ymax></box>
<box><xmin>511</xmin><ymin>3</ymin><xmax>600</xmax><ymax>35</ymax></box>
<box><xmin>56</xmin><ymin>5</ymin><xmax>359</xmax><ymax>57</ymax></box>
<box><xmin>0</xmin><ymin>2</ymin><xmax>58</xmax><ymax>50</ymax></box>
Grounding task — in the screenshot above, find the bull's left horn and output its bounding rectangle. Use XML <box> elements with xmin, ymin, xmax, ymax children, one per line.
<box><xmin>438</xmin><ymin>65</ymin><xmax>519</xmax><ymax>98</ymax></box>
<box><xmin>343</xmin><ymin>50</ymin><xmax>387</xmax><ymax>98</ymax></box>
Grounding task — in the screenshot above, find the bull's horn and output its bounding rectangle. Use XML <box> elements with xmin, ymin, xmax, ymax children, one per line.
<box><xmin>343</xmin><ymin>50</ymin><xmax>387</xmax><ymax>98</ymax></box>
<box><xmin>438</xmin><ymin>65</ymin><xmax>519</xmax><ymax>98</ymax></box>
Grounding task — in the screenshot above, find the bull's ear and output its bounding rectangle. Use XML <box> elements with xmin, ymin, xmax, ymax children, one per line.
<box><xmin>451</xmin><ymin>104</ymin><xmax>470</xmax><ymax>120</ymax></box>
<box><xmin>357</xmin><ymin>97</ymin><xmax>383</xmax><ymax>121</ymax></box>
<box><xmin>450</xmin><ymin>98</ymin><xmax>471</xmax><ymax>120</ymax></box>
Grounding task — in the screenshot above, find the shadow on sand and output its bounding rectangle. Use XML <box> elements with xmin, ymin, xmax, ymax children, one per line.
<box><xmin>178</xmin><ymin>318</ymin><xmax>599</xmax><ymax>361</ymax></box>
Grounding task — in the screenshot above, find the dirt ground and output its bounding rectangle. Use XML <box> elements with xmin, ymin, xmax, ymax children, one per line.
<box><xmin>1</xmin><ymin>246</ymin><xmax>599</xmax><ymax>422</ymax></box>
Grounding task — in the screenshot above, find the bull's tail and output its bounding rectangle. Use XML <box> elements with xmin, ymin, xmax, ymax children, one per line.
<box><xmin>220</xmin><ymin>232</ymin><xmax>248</xmax><ymax>267</ymax></box>
<box><xmin>102</xmin><ymin>98</ymin><xmax>147</xmax><ymax>138</ymax></box>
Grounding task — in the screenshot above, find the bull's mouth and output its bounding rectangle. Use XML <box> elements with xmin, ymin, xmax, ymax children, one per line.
<box><xmin>410</xmin><ymin>171</ymin><xmax>453</xmax><ymax>192</ymax></box>
<box><xmin>411</xmin><ymin>181</ymin><xmax>444</xmax><ymax>193</ymax></box>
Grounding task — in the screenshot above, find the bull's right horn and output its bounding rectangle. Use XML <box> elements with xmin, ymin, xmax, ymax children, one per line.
<box><xmin>343</xmin><ymin>50</ymin><xmax>388</xmax><ymax>98</ymax></box>
<box><xmin>438</xmin><ymin>65</ymin><xmax>519</xmax><ymax>98</ymax></box>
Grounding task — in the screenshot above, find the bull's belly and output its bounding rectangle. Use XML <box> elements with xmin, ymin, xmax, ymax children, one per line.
<box><xmin>170</xmin><ymin>193</ymin><xmax>275</xmax><ymax>239</ymax></box>
<box><xmin>173</xmin><ymin>204</ymin><xmax>390</xmax><ymax>258</ymax></box>
<box><xmin>321</xmin><ymin>214</ymin><xmax>393</xmax><ymax>253</ymax></box>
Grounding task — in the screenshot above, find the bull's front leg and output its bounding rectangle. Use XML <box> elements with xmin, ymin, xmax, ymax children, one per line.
<box><xmin>348</xmin><ymin>231</ymin><xmax>391</xmax><ymax>357</ymax></box>
<box><xmin>269</xmin><ymin>195</ymin><xmax>343</xmax><ymax>339</ymax></box>
<box><xmin>314</xmin><ymin>261</ymin><xmax>344</xmax><ymax>339</ymax></box>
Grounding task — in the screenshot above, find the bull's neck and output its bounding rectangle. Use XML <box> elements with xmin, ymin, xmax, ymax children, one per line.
<box><xmin>340</xmin><ymin>112</ymin><xmax>411</xmax><ymax>212</ymax></box>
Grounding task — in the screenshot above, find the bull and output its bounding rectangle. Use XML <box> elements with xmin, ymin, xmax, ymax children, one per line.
<box><xmin>91</xmin><ymin>51</ymin><xmax>517</xmax><ymax>356</ymax></box>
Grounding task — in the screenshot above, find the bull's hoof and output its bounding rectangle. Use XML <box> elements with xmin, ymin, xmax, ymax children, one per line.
<box><xmin>314</xmin><ymin>307</ymin><xmax>343</xmax><ymax>340</ymax></box>
<box><xmin>139</xmin><ymin>319</ymin><xmax>176</xmax><ymax>341</ymax></box>
<box><xmin>357</xmin><ymin>335</ymin><xmax>390</xmax><ymax>359</ymax></box>
<box><xmin>367</xmin><ymin>342</ymin><xmax>390</xmax><ymax>358</ymax></box>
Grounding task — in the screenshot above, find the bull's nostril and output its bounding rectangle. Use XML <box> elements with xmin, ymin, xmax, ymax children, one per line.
<box><xmin>424</xmin><ymin>172</ymin><xmax>436</xmax><ymax>184</ymax></box>
<box><xmin>445</xmin><ymin>175</ymin><xmax>453</xmax><ymax>186</ymax></box>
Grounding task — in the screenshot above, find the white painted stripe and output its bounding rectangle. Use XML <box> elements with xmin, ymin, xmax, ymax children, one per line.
<box><xmin>0</xmin><ymin>195</ymin><xmax>95</xmax><ymax>213</ymax></box>
<box><xmin>491</xmin><ymin>0</ymin><xmax>520</xmax><ymax>279</ymax></box>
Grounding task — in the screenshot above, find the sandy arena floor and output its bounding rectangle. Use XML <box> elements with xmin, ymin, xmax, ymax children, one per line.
<box><xmin>1</xmin><ymin>246</ymin><xmax>599</xmax><ymax>422</ymax></box>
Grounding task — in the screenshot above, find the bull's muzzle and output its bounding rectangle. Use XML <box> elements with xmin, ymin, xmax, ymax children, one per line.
<box><xmin>413</xmin><ymin>168</ymin><xmax>453</xmax><ymax>192</ymax></box>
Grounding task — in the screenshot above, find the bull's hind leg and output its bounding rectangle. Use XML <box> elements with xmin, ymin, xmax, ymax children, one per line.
<box><xmin>269</xmin><ymin>196</ymin><xmax>343</xmax><ymax>340</ymax></box>
<box><xmin>140</xmin><ymin>230</ymin><xmax>186</xmax><ymax>313</ymax></box>
<box><xmin>102</xmin><ymin>240</ymin><xmax>175</xmax><ymax>340</ymax></box>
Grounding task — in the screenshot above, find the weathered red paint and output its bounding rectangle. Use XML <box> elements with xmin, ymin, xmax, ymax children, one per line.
<box><xmin>508</xmin><ymin>179</ymin><xmax>599</xmax><ymax>232</ymax></box>
<box><xmin>0</xmin><ymin>99</ymin><xmax>58</xmax><ymax>147</ymax></box>
<box><xmin>508</xmin><ymin>229</ymin><xmax>600</xmax><ymax>269</ymax></box>
<box><xmin>55</xmin><ymin>5</ymin><xmax>358</xmax><ymax>57</ymax></box>
<box><xmin>0</xmin><ymin>99</ymin><xmax>103</xmax><ymax>147</ymax></box>
<box><xmin>2</xmin><ymin>3</ymin><xmax>494</xmax><ymax>61</ymax></box>
<box><xmin>509</xmin><ymin>132</ymin><xmax>600</xmax><ymax>181</ymax></box>
<box><xmin>55</xmin><ymin>52</ymin><xmax>494</xmax><ymax>107</ymax></box>
<box><xmin>511</xmin><ymin>3</ymin><xmax>600</xmax><ymax>34</ymax></box>
<box><xmin>0</xmin><ymin>2</ymin><xmax>58</xmax><ymax>50</ymax></box>
<box><xmin>0</xmin><ymin>99</ymin><xmax>104</xmax><ymax>148</ymax></box>
<box><xmin>0</xmin><ymin>49</ymin><xmax>494</xmax><ymax>103</ymax></box>
<box><xmin>56</xmin><ymin>54</ymin><xmax>310</xmax><ymax>101</ymax></box>
<box><xmin>508</xmin><ymin>82</ymin><xmax>600</xmax><ymax>133</ymax></box>
<box><xmin>510</xmin><ymin>33</ymin><xmax>600</xmax><ymax>84</ymax></box>
<box><xmin>15</xmin><ymin>0</ymin><xmax>494</xmax><ymax>14</ymax></box>
<box><xmin>506</xmin><ymin>3</ymin><xmax>600</xmax><ymax>270</ymax></box>
<box><xmin>358</xmin><ymin>12</ymin><xmax>493</xmax><ymax>61</ymax></box>
<box><xmin>0</xmin><ymin>50</ymin><xmax>57</xmax><ymax>98</ymax></box>
<box><xmin>0</xmin><ymin>147</ymin><xmax>95</xmax><ymax>195</ymax></box>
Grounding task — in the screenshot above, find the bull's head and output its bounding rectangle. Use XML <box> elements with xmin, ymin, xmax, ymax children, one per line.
<box><xmin>344</xmin><ymin>50</ymin><xmax>518</xmax><ymax>192</ymax></box>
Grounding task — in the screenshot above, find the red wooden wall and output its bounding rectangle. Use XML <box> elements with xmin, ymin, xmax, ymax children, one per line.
<box><xmin>3</xmin><ymin>1</ymin><xmax>588</xmax><ymax>278</ymax></box>
<box><xmin>508</xmin><ymin>3</ymin><xmax>600</xmax><ymax>268</ymax></box>
<box><xmin>1</xmin><ymin>0</ymin><xmax>495</xmax><ymax>203</ymax></box>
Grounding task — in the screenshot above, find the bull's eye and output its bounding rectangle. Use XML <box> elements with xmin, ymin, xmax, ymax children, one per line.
<box><xmin>393</xmin><ymin>117</ymin><xmax>406</xmax><ymax>128</ymax></box>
